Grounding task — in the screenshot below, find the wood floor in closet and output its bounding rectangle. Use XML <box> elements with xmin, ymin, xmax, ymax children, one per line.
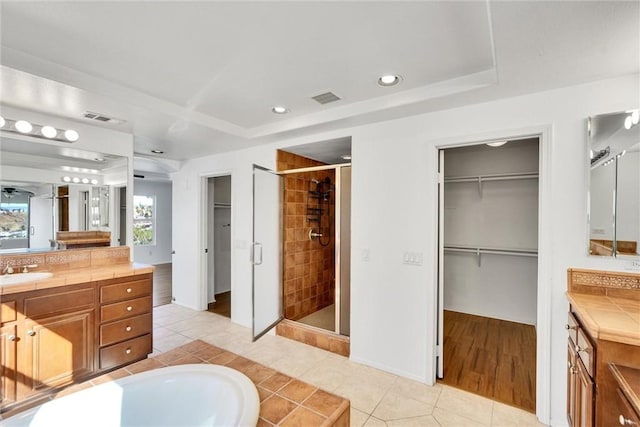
<box><xmin>207</xmin><ymin>291</ymin><xmax>231</xmax><ymax>318</ymax></box>
<box><xmin>440</xmin><ymin>310</ymin><xmax>536</xmax><ymax>413</ymax></box>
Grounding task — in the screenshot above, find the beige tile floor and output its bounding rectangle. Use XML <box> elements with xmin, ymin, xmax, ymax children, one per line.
<box><xmin>153</xmin><ymin>303</ymin><xmax>546</xmax><ymax>427</ymax></box>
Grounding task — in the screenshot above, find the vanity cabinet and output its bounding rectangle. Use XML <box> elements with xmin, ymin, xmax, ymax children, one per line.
<box><xmin>0</xmin><ymin>272</ymin><xmax>153</xmax><ymax>414</ymax></box>
<box><xmin>567</xmin><ymin>312</ymin><xmax>595</xmax><ymax>427</ymax></box>
<box><xmin>567</xmin><ymin>306</ymin><xmax>640</xmax><ymax>427</ymax></box>
<box><xmin>97</xmin><ymin>275</ymin><xmax>152</xmax><ymax>371</ymax></box>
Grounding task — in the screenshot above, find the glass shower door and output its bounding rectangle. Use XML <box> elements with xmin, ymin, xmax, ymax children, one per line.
<box><xmin>252</xmin><ymin>165</ymin><xmax>284</xmax><ymax>341</ymax></box>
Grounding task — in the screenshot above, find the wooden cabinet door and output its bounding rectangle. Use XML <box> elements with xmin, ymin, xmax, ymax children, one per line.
<box><xmin>576</xmin><ymin>357</ymin><xmax>595</xmax><ymax>427</ymax></box>
<box><xmin>22</xmin><ymin>310</ymin><xmax>94</xmax><ymax>397</ymax></box>
<box><xmin>567</xmin><ymin>342</ymin><xmax>578</xmax><ymax>427</ymax></box>
<box><xmin>0</xmin><ymin>323</ymin><xmax>18</xmax><ymax>406</ymax></box>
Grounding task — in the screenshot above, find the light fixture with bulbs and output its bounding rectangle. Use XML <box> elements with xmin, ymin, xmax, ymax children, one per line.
<box><xmin>62</xmin><ymin>176</ymin><xmax>98</xmax><ymax>185</ymax></box>
<box><xmin>0</xmin><ymin>116</ymin><xmax>79</xmax><ymax>143</ymax></box>
<box><xmin>623</xmin><ymin>109</ymin><xmax>640</xmax><ymax>130</ymax></box>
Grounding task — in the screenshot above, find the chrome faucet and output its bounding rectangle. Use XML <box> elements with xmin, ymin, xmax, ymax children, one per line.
<box><xmin>2</xmin><ymin>264</ymin><xmax>14</xmax><ymax>275</ymax></box>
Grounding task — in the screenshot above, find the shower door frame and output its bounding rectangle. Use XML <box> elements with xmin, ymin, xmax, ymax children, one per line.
<box><xmin>278</xmin><ymin>163</ymin><xmax>351</xmax><ymax>336</ymax></box>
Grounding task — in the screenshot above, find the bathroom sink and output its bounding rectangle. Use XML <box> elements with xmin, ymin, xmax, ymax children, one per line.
<box><xmin>0</xmin><ymin>272</ymin><xmax>53</xmax><ymax>286</ymax></box>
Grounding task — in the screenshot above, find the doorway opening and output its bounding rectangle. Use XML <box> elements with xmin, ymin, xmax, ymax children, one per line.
<box><xmin>437</xmin><ymin>137</ymin><xmax>540</xmax><ymax>413</ymax></box>
<box><xmin>206</xmin><ymin>175</ymin><xmax>232</xmax><ymax>318</ymax></box>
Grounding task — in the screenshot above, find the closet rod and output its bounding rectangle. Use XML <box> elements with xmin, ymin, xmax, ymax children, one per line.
<box><xmin>444</xmin><ymin>171</ymin><xmax>538</xmax><ymax>183</ymax></box>
<box><xmin>444</xmin><ymin>246</ymin><xmax>538</xmax><ymax>257</ymax></box>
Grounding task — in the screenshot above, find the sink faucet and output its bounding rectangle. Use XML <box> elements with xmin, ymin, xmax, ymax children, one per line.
<box><xmin>22</xmin><ymin>265</ymin><xmax>38</xmax><ymax>273</ymax></box>
<box><xmin>2</xmin><ymin>264</ymin><xmax>14</xmax><ymax>275</ymax></box>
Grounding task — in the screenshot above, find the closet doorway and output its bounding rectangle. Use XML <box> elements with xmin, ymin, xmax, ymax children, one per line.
<box><xmin>206</xmin><ymin>175</ymin><xmax>232</xmax><ymax>318</ymax></box>
<box><xmin>437</xmin><ymin>137</ymin><xmax>539</xmax><ymax>413</ymax></box>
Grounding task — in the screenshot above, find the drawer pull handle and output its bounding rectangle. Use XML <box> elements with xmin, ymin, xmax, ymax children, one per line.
<box><xmin>126</xmin><ymin>288</ymin><xmax>132</xmax><ymax>293</ymax></box>
<box><xmin>125</xmin><ymin>348</ymin><xmax>132</xmax><ymax>355</ymax></box>
<box><xmin>565</xmin><ymin>324</ymin><xmax>577</xmax><ymax>330</ymax></box>
<box><xmin>125</xmin><ymin>326</ymin><xmax>132</xmax><ymax>332</ymax></box>
<box><xmin>7</xmin><ymin>335</ymin><xmax>16</xmax><ymax>342</ymax></box>
<box><xmin>26</xmin><ymin>330</ymin><xmax>35</xmax><ymax>337</ymax></box>
<box><xmin>575</xmin><ymin>345</ymin><xmax>587</xmax><ymax>353</ymax></box>
<box><xmin>127</xmin><ymin>306</ymin><xmax>133</xmax><ymax>312</ymax></box>
<box><xmin>620</xmin><ymin>415</ymin><xmax>636</xmax><ymax>426</ymax></box>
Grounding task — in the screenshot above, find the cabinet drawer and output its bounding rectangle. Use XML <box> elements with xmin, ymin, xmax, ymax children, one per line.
<box><xmin>100</xmin><ymin>334</ymin><xmax>151</xmax><ymax>370</ymax></box>
<box><xmin>0</xmin><ymin>301</ymin><xmax>16</xmax><ymax>324</ymax></box>
<box><xmin>567</xmin><ymin>311</ymin><xmax>579</xmax><ymax>345</ymax></box>
<box><xmin>100</xmin><ymin>296</ymin><xmax>151</xmax><ymax>323</ymax></box>
<box><xmin>616</xmin><ymin>388</ymin><xmax>640</xmax><ymax>427</ymax></box>
<box><xmin>100</xmin><ymin>313</ymin><xmax>152</xmax><ymax>347</ymax></box>
<box><xmin>576</xmin><ymin>327</ymin><xmax>595</xmax><ymax>377</ymax></box>
<box><xmin>24</xmin><ymin>287</ymin><xmax>94</xmax><ymax>319</ymax></box>
<box><xmin>100</xmin><ymin>279</ymin><xmax>151</xmax><ymax>304</ymax></box>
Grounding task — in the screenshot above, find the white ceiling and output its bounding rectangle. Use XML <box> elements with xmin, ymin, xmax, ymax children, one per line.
<box><xmin>0</xmin><ymin>1</ymin><xmax>638</xmax><ymax>162</ymax></box>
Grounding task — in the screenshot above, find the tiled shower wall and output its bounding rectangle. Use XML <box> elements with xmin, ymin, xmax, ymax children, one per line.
<box><xmin>276</xmin><ymin>150</ymin><xmax>335</xmax><ymax>321</ymax></box>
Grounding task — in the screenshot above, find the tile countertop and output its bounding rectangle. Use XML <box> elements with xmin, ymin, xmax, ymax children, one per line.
<box><xmin>0</xmin><ymin>262</ymin><xmax>154</xmax><ymax>296</ymax></box>
<box><xmin>567</xmin><ymin>292</ymin><xmax>640</xmax><ymax>346</ymax></box>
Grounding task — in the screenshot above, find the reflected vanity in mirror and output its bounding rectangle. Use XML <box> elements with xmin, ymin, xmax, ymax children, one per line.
<box><xmin>588</xmin><ymin>110</ymin><xmax>640</xmax><ymax>258</ymax></box>
<box><xmin>0</xmin><ymin>137</ymin><xmax>128</xmax><ymax>253</ymax></box>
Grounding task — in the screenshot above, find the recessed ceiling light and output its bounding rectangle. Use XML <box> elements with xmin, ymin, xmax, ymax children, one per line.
<box><xmin>272</xmin><ymin>106</ymin><xmax>289</xmax><ymax>114</ymax></box>
<box><xmin>486</xmin><ymin>140</ymin><xmax>508</xmax><ymax>147</ymax></box>
<box><xmin>341</xmin><ymin>154</ymin><xmax>352</xmax><ymax>160</ymax></box>
<box><xmin>377</xmin><ymin>74</ymin><xmax>402</xmax><ymax>87</ymax></box>
<box><xmin>151</xmin><ymin>149</ymin><xmax>164</xmax><ymax>154</ymax></box>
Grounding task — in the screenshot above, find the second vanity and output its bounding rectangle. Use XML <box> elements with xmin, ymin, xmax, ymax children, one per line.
<box><xmin>0</xmin><ymin>247</ymin><xmax>153</xmax><ymax>414</ymax></box>
<box><xmin>566</xmin><ymin>268</ymin><xmax>640</xmax><ymax>427</ymax></box>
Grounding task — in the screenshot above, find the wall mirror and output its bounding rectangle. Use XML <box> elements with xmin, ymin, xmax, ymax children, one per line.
<box><xmin>588</xmin><ymin>110</ymin><xmax>640</xmax><ymax>258</ymax></box>
<box><xmin>0</xmin><ymin>136</ymin><xmax>128</xmax><ymax>253</ymax></box>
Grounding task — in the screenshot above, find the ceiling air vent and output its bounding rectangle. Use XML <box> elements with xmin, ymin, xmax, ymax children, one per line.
<box><xmin>83</xmin><ymin>111</ymin><xmax>126</xmax><ymax>124</ymax></box>
<box><xmin>312</xmin><ymin>91</ymin><xmax>341</xmax><ymax>105</ymax></box>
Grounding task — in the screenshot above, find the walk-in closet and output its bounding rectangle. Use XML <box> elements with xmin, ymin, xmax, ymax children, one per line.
<box><xmin>438</xmin><ymin>137</ymin><xmax>539</xmax><ymax>412</ymax></box>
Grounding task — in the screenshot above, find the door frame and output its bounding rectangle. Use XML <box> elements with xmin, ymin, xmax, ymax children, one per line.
<box><xmin>432</xmin><ymin>124</ymin><xmax>552</xmax><ymax>423</ymax></box>
<box><xmin>199</xmin><ymin>170</ymin><xmax>233</xmax><ymax>312</ymax></box>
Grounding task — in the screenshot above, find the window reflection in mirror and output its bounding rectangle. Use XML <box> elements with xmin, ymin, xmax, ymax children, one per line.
<box><xmin>588</xmin><ymin>110</ymin><xmax>640</xmax><ymax>258</ymax></box>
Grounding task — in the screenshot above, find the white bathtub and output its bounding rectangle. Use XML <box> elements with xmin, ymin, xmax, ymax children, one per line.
<box><xmin>1</xmin><ymin>364</ymin><xmax>260</xmax><ymax>427</ymax></box>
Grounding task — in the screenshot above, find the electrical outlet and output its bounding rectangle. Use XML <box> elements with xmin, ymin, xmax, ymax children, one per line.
<box><xmin>591</xmin><ymin>228</ymin><xmax>605</xmax><ymax>235</ymax></box>
<box><xmin>625</xmin><ymin>260</ymin><xmax>640</xmax><ymax>272</ymax></box>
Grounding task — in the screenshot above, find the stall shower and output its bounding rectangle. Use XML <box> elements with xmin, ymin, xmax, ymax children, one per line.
<box><xmin>277</xmin><ymin>150</ymin><xmax>351</xmax><ymax>338</ymax></box>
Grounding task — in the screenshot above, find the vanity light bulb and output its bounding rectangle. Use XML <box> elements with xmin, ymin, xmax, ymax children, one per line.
<box><xmin>64</xmin><ymin>129</ymin><xmax>79</xmax><ymax>142</ymax></box>
<box><xmin>62</xmin><ymin>176</ymin><xmax>72</xmax><ymax>183</ymax></box>
<box><xmin>72</xmin><ymin>177</ymin><xmax>80</xmax><ymax>183</ymax></box>
<box><xmin>632</xmin><ymin>111</ymin><xmax>640</xmax><ymax>125</ymax></box>
<box><xmin>15</xmin><ymin>120</ymin><xmax>33</xmax><ymax>133</ymax></box>
<box><xmin>90</xmin><ymin>179</ymin><xmax>98</xmax><ymax>185</ymax></box>
<box><xmin>624</xmin><ymin>116</ymin><xmax>633</xmax><ymax>130</ymax></box>
<box><xmin>81</xmin><ymin>178</ymin><xmax>89</xmax><ymax>184</ymax></box>
<box><xmin>41</xmin><ymin>125</ymin><xmax>57</xmax><ymax>138</ymax></box>
<box><xmin>0</xmin><ymin>116</ymin><xmax>5</xmax><ymax>128</ymax></box>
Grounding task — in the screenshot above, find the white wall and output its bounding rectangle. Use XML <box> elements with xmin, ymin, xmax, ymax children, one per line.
<box><xmin>170</xmin><ymin>74</ymin><xmax>640</xmax><ymax>426</ymax></box>
<box><xmin>133</xmin><ymin>179</ymin><xmax>172</xmax><ymax>264</ymax></box>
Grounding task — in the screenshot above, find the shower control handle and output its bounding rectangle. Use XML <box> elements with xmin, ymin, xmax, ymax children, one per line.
<box><xmin>309</xmin><ymin>229</ymin><xmax>323</xmax><ymax>240</ymax></box>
